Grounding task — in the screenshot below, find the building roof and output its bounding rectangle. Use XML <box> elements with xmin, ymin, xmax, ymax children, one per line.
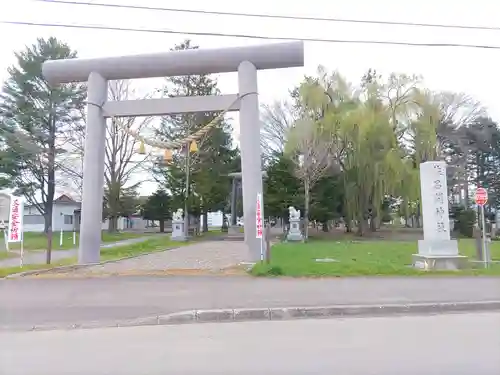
<box><xmin>25</xmin><ymin>194</ymin><xmax>82</xmax><ymax>208</ymax></box>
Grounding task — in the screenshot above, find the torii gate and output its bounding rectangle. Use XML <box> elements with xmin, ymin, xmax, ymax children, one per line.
<box><xmin>42</xmin><ymin>41</ymin><xmax>304</xmax><ymax>264</ymax></box>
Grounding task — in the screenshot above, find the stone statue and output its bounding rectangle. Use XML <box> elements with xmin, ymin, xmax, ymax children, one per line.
<box><xmin>172</xmin><ymin>208</ymin><xmax>184</xmax><ymax>222</ymax></box>
<box><xmin>287</xmin><ymin>206</ymin><xmax>303</xmax><ymax>241</ymax></box>
<box><xmin>288</xmin><ymin>206</ymin><xmax>301</xmax><ymax>220</ymax></box>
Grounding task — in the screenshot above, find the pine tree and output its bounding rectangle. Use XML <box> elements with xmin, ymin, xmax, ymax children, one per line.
<box><xmin>141</xmin><ymin>189</ymin><xmax>171</xmax><ymax>232</ymax></box>
<box><xmin>264</xmin><ymin>154</ymin><xmax>303</xmax><ymax>222</ymax></box>
<box><xmin>0</xmin><ymin>37</ymin><xmax>86</xmax><ymax>263</ymax></box>
<box><xmin>156</xmin><ymin>39</ymin><xmax>238</xmax><ymax>232</ymax></box>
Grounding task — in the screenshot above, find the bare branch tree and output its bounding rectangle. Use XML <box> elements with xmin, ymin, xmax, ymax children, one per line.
<box><xmin>56</xmin><ymin>117</ymin><xmax>86</xmax><ymax>199</ymax></box>
<box><xmin>436</xmin><ymin>91</ymin><xmax>486</xmax><ymax>131</ymax></box>
<box><xmin>432</xmin><ymin>91</ymin><xmax>486</xmax><ymax>206</ymax></box>
<box><xmin>260</xmin><ymin>100</ymin><xmax>297</xmax><ymax>162</ymax></box>
<box><xmin>58</xmin><ymin>80</ymin><xmax>154</xmax><ymax>229</ymax></box>
<box><xmin>287</xmin><ymin>118</ymin><xmax>335</xmax><ymax>240</ymax></box>
<box><xmin>104</xmin><ymin>80</ymin><xmax>154</xmax><ymax>231</ymax></box>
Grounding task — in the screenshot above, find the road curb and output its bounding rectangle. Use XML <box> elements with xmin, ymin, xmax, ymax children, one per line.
<box><xmin>9</xmin><ymin>300</ymin><xmax>500</xmax><ymax>332</ymax></box>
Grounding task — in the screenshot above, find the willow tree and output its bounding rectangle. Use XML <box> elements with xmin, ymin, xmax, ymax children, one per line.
<box><xmin>340</xmin><ymin>93</ymin><xmax>403</xmax><ymax>234</ymax></box>
<box><xmin>396</xmin><ymin>156</ymin><xmax>421</xmax><ymax>227</ymax></box>
<box><xmin>285</xmin><ymin>68</ymin><xmax>352</xmax><ymax>238</ymax></box>
<box><xmin>300</xmin><ymin>69</ymin><xmax>404</xmax><ymax>234</ymax></box>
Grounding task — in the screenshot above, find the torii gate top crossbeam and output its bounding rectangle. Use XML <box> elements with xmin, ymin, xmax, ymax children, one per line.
<box><xmin>43</xmin><ymin>41</ymin><xmax>304</xmax><ymax>85</ymax></box>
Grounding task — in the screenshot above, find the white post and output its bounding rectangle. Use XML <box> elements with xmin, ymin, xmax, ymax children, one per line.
<box><xmin>20</xmin><ymin>231</ymin><xmax>24</xmax><ymax>268</ymax></box>
<box><xmin>480</xmin><ymin>205</ymin><xmax>488</xmax><ymax>268</ymax></box>
<box><xmin>238</xmin><ymin>61</ymin><xmax>264</xmax><ymax>262</ymax></box>
<box><xmin>73</xmin><ymin>230</ymin><xmax>76</xmax><ymax>246</ymax></box>
<box><xmin>59</xmin><ymin>227</ymin><xmax>63</xmax><ymax>247</ymax></box>
<box><xmin>256</xmin><ymin>193</ymin><xmax>264</xmax><ymax>262</ymax></box>
<box><xmin>3</xmin><ymin>230</ymin><xmax>8</xmax><ymax>252</ymax></box>
<box><xmin>78</xmin><ymin>72</ymin><xmax>108</xmax><ymax>264</ymax></box>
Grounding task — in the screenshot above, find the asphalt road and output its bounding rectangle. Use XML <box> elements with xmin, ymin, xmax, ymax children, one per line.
<box><xmin>1</xmin><ymin>312</ymin><xmax>499</xmax><ymax>375</ymax></box>
<box><xmin>2</xmin><ymin>276</ymin><xmax>500</xmax><ymax>330</ymax></box>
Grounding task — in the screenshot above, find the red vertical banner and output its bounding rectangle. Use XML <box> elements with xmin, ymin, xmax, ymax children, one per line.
<box><xmin>8</xmin><ymin>196</ymin><xmax>24</xmax><ymax>243</ymax></box>
<box><xmin>256</xmin><ymin>193</ymin><xmax>263</xmax><ymax>239</ymax></box>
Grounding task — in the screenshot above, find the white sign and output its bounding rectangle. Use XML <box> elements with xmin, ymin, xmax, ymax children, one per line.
<box><xmin>256</xmin><ymin>193</ymin><xmax>263</xmax><ymax>239</ymax></box>
<box><xmin>420</xmin><ymin>161</ymin><xmax>451</xmax><ymax>241</ymax></box>
<box><xmin>7</xmin><ymin>195</ymin><xmax>24</xmax><ymax>243</ymax></box>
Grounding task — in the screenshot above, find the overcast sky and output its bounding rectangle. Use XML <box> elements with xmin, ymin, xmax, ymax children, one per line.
<box><xmin>1</xmin><ymin>0</ymin><xmax>500</xmax><ymax>196</ymax></box>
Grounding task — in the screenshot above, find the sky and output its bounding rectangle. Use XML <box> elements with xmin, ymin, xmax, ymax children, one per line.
<box><xmin>1</xmin><ymin>0</ymin><xmax>500</xmax><ymax>197</ymax></box>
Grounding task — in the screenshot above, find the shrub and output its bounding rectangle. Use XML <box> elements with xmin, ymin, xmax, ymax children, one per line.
<box><xmin>251</xmin><ymin>264</ymin><xmax>284</xmax><ymax>276</ymax></box>
<box><xmin>451</xmin><ymin>206</ymin><xmax>476</xmax><ymax>238</ymax></box>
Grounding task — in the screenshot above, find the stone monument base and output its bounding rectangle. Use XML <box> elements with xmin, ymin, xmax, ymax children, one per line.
<box><xmin>412</xmin><ymin>254</ymin><xmax>468</xmax><ymax>271</ymax></box>
<box><xmin>171</xmin><ymin>234</ymin><xmax>186</xmax><ymax>241</ymax></box>
<box><xmin>417</xmin><ymin>239</ymin><xmax>459</xmax><ymax>256</ymax></box>
<box><xmin>414</xmin><ymin>239</ymin><xmax>465</xmax><ymax>270</ymax></box>
<box><xmin>171</xmin><ymin>221</ymin><xmax>187</xmax><ymax>242</ymax></box>
<box><xmin>286</xmin><ymin>232</ymin><xmax>303</xmax><ymax>241</ymax></box>
<box><xmin>286</xmin><ymin>219</ymin><xmax>303</xmax><ymax>242</ymax></box>
<box><xmin>228</xmin><ymin>225</ymin><xmax>240</xmax><ymax>235</ymax></box>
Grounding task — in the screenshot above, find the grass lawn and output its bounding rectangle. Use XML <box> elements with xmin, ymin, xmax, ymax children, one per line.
<box><xmin>5</xmin><ymin>231</ymin><xmax>151</xmax><ymax>251</ymax></box>
<box><xmin>251</xmin><ymin>238</ymin><xmax>500</xmax><ymax>277</ymax></box>
<box><xmin>0</xmin><ymin>258</ymin><xmax>76</xmax><ymax>278</ymax></box>
<box><xmin>0</xmin><ymin>231</ymin><xmax>217</xmax><ymax>277</ymax></box>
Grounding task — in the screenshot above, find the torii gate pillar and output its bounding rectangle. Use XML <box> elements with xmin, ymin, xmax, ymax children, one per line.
<box><xmin>42</xmin><ymin>42</ymin><xmax>304</xmax><ymax>264</ymax></box>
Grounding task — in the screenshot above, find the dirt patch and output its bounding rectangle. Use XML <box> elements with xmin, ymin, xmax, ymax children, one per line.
<box><xmin>25</xmin><ymin>265</ymin><xmax>250</xmax><ymax>279</ymax></box>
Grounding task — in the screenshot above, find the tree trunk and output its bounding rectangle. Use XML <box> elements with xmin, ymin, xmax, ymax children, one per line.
<box><xmin>357</xmin><ymin>215</ymin><xmax>366</xmax><ymax>236</ymax></box>
<box><xmin>44</xmin><ymin>212</ymin><xmax>53</xmax><ymax>265</ymax></box>
<box><xmin>202</xmin><ymin>212</ymin><xmax>208</xmax><ymax>232</ymax></box>
<box><xmin>304</xmin><ymin>179</ymin><xmax>310</xmax><ymax>241</ymax></box>
<box><xmin>345</xmin><ymin>220</ymin><xmax>352</xmax><ymax>233</ymax></box>
<box><xmin>464</xmin><ymin>178</ymin><xmax>470</xmax><ymax>207</ymax></box>
<box><xmin>107</xmin><ymin>181</ymin><xmax>121</xmax><ymax>233</ymax></box>
<box><xmin>159</xmin><ymin>219</ymin><xmax>165</xmax><ymax>233</ymax></box>
<box><xmin>322</xmin><ymin>220</ymin><xmax>329</xmax><ymax>232</ymax></box>
<box><xmin>108</xmin><ymin>216</ymin><xmax>118</xmax><ymax>233</ymax></box>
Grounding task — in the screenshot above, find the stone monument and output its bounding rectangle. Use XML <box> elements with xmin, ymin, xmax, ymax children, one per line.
<box><xmin>171</xmin><ymin>208</ymin><xmax>186</xmax><ymax>242</ymax></box>
<box><xmin>286</xmin><ymin>206</ymin><xmax>303</xmax><ymax>241</ymax></box>
<box><xmin>412</xmin><ymin>161</ymin><xmax>466</xmax><ymax>270</ymax></box>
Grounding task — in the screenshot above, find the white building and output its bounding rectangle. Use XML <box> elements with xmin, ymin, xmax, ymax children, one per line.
<box><xmin>0</xmin><ymin>192</ymin><xmax>241</xmax><ymax>233</ymax></box>
<box><xmin>0</xmin><ymin>192</ymin><xmax>10</xmax><ymax>225</ymax></box>
<box><xmin>1</xmin><ymin>193</ymin><xmax>148</xmax><ymax>232</ymax></box>
<box><xmin>200</xmin><ymin>211</ymin><xmax>243</xmax><ymax>229</ymax></box>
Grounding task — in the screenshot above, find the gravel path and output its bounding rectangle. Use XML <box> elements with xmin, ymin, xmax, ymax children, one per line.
<box><xmin>0</xmin><ymin>236</ymin><xmax>157</xmax><ymax>268</ymax></box>
<box><xmin>68</xmin><ymin>240</ymin><xmax>252</xmax><ymax>275</ymax></box>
